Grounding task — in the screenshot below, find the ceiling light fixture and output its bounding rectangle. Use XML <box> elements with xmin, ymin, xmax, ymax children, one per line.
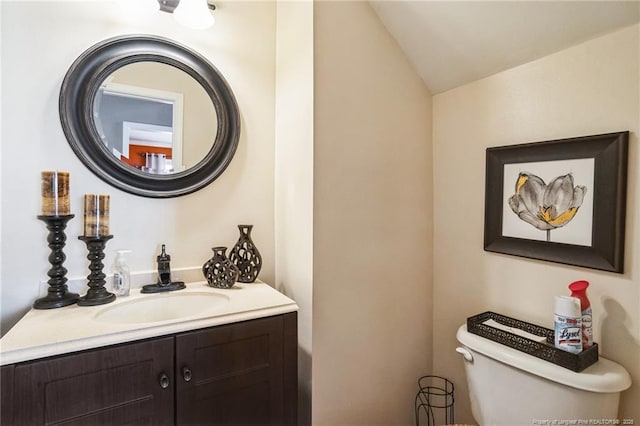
<box><xmin>157</xmin><ymin>0</ymin><xmax>215</xmax><ymax>30</ymax></box>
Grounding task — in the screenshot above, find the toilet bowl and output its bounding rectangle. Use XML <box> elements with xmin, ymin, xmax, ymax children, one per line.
<box><xmin>456</xmin><ymin>324</ymin><xmax>631</xmax><ymax>425</ymax></box>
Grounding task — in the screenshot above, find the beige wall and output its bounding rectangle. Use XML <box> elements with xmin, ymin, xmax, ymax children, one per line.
<box><xmin>275</xmin><ymin>1</ymin><xmax>314</xmax><ymax>424</ymax></box>
<box><xmin>1</xmin><ymin>1</ymin><xmax>277</xmax><ymax>333</ymax></box>
<box><xmin>313</xmin><ymin>2</ymin><xmax>433</xmax><ymax>424</ymax></box>
<box><xmin>433</xmin><ymin>24</ymin><xmax>640</xmax><ymax>423</ymax></box>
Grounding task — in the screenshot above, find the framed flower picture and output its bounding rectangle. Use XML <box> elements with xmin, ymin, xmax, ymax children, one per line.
<box><xmin>484</xmin><ymin>131</ymin><xmax>629</xmax><ymax>273</ymax></box>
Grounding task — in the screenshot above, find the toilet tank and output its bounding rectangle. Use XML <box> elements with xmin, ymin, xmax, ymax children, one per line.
<box><xmin>456</xmin><ymin>324</ymin><xmax>631</xmax><ymax>426</ymax></box>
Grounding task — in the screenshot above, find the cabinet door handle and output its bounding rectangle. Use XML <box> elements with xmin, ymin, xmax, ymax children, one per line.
<box><xmin>182</xmin><ymin>367</ymin><xmax>192</xmax><ymax>382</ymax></box>
<box><xmin>159</xmin><ymin>372</ymin><xmax>170</xmax><ymax>389</ymax></box>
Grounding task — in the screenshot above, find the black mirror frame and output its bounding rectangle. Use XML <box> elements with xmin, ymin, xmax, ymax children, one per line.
<box><xmin>59</xmin><ymin>35</ymin><xmax>240</xmax><ymax>198</ymax></box>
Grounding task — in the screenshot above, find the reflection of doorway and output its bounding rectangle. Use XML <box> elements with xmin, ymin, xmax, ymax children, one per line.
<box><xmin>95</xmin><ymin>80</ymin><xmax>184</xmax><ymax>171</ymax></box>
<box><xmin>120</xmin><ymin>122</ymin><xmax>184</xmax><ymax>172</ymax></box>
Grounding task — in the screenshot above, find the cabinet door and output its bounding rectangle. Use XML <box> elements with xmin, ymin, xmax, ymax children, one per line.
<box><xmin>176</xmin><ymin>314</ymin><xmax>297</xmax><ymax>425</ymax></box>
<box><xmin>2</xmin><ymin>364</ymin><xmax>15</xmax><ymax>425</ymax></box>
<box><xmin>13</xmin><ymin>337</ymin><xmax>174</xmax><ymax>425</ymax></box>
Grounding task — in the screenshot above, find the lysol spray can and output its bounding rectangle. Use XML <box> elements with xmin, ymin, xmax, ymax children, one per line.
<box><xmin>554</xmin><ymin>296</ymin><xmax>583</xmax><ymax>353</ymax></box>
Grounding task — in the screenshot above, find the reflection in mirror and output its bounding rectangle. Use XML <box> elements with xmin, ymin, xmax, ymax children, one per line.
<box><xmin>60</xmin><ymin>35</ymin><xmax>240</xmax><ymax>198</ymax></box>
<box><xmin>93</xmin><ymin>62</ymin><xmax>217</xmax><ymax>174</ymax></box>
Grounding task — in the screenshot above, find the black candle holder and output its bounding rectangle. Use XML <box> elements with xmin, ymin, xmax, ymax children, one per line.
<box><xmin>77</xmin><ymin>235</ymin><xmax>116</xmax><ymax>306</ymax></box>
<box><xmin>35</xmin><ymin>215</ymin><xmax>79</xmax><ymax>309</ymax></box>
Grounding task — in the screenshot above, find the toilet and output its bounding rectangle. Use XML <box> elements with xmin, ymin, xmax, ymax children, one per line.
<box><xmin>456</xmin><ymin>324</ymin><xmax>631</xmax><ymax>425</ymax></box>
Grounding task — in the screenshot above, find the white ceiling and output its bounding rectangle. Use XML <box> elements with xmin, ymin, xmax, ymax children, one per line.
<box><xmin>370</xmin><ymin>1</ymin><xmax>640</xmax><ymax>94</ymax></box>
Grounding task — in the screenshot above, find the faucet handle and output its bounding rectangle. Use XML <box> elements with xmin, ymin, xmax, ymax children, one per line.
<box><xmin>157</xmin><ymin>243</ymin><xmax>172</xmax><ymax>285</ymax></box>
<box><xmin>158</xmin><ymin>244</ymin><xmax>170</xmax><ymax>262</ymax></box>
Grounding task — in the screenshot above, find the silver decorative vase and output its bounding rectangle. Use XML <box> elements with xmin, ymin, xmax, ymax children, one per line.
<box><xmin>229</xmin><ymin>225</ymin><xmax>262</xmax><ymax>283</ymax></box>
<box><xmin>202</xmin><ymin>247</ymin><xmax>239</xmax><ymax>289</ymax></box>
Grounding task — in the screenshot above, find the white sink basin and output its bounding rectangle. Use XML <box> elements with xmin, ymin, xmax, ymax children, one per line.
<box><xmin>95</xmin><ymin>291</ymin><xmax>230</xmax><ymax>324</ymax></box>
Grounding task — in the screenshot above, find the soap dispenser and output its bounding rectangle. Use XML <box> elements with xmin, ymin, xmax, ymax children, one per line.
<box><xmin>113</xmin><ymin>250</ymin><xmax>132</xmax><ymax>296</ymax></box>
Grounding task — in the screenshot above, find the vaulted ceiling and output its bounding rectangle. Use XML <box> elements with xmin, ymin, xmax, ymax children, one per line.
<box><xmin>370</xmin><ymin>1</ymin><xmax>640</xmax><ymax>94</ymax></box>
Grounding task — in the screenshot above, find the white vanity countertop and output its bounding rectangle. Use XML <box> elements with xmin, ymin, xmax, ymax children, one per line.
<box><xmin>0</xmin><ymin>282</ymin><xmax>298</xmax><ymax>366</ymax></box>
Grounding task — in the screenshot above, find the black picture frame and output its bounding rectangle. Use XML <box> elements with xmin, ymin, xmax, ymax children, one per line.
<box><xmin>484</xmin><ymin>131</ymin><xmax>629</xmax><ymax>273</ymax></box>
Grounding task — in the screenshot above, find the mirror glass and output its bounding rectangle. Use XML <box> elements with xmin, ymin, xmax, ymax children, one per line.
<box><xmin>59</xmin><ymin>35</ymin><xmax>240</xmax><ymax>198</ymax></box>
<box><xmin>93</xmin><ymin>62</ymin><xmax>217</xmax><ymax>174</ymax></box>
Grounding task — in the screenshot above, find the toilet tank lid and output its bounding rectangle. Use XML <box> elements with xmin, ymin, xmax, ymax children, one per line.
<box><xmin>457</xmin><ymin>324</ymin><xmax>631</xmax><ymax>393</ymax></box>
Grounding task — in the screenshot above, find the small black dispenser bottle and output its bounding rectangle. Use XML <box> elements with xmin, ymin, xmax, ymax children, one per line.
<box><xmin>141</xmin><ymin>244</ymin><xmax>186</xmax><ymax>293</ymax></box>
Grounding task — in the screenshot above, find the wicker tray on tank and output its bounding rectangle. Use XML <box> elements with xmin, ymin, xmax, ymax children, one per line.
<box><xmin>466</xmin><ymin>311</ymin><xmax>598</xmax><ymax>372</ymax></box>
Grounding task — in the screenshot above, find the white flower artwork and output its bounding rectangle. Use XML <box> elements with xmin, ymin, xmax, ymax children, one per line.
<box><xmin>502</xmin><ymin>158</ymin><xmax>594</xmax><ymax>246</ymax></box>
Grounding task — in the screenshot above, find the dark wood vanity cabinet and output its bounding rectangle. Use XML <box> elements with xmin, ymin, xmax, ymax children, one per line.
<box><xmin>2</xmin><ymin>312</ymin><xmax>297</xmax><ymax>426</ymax></box>
<box><xmin>1</xmin><ymin>364</ymin><xmax>15</xmax><ymax>425</ymax></box>
<box><xmin>11</xmin><ymin>337</ymin><xmax>174</xmax><ymax>425</ymax></box>
<box><xmin>176</xmin><ymin>313</ymin><xmax>297</xmax><ymax>425</ymax></box>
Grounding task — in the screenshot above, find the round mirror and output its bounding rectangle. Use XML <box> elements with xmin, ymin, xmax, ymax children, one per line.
<box><xmin>60</xmin><ymin>35</ymin><xmax>240</xmax><ymax>197</ymax></box>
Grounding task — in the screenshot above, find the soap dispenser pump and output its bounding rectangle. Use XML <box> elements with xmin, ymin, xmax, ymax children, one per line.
<box><xmin>113</xmin><ymin>250</ymin><xmax>132</xmax><ymax>296</ymax></box>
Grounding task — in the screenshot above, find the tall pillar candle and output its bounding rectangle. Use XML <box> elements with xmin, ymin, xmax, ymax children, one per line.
<box><xmin>41</xmin><ymin>171</ymin><xmax>70</xmax><ymax>215</ymax></box>
<box><xmin>83</xmin><ymin>194</ymin><xmax>110</xmax><ymax>236</ymax></box>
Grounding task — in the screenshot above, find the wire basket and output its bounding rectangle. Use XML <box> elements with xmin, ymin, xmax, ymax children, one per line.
<box><xmin>415</xmin><ymin>375</ymin><xmax>454</xmax><ymax>426</ymax></box>
<box><xmin>467</xmin><ymin>311</ymin><xmax>598</xmax><ymax>372</ymax></box>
